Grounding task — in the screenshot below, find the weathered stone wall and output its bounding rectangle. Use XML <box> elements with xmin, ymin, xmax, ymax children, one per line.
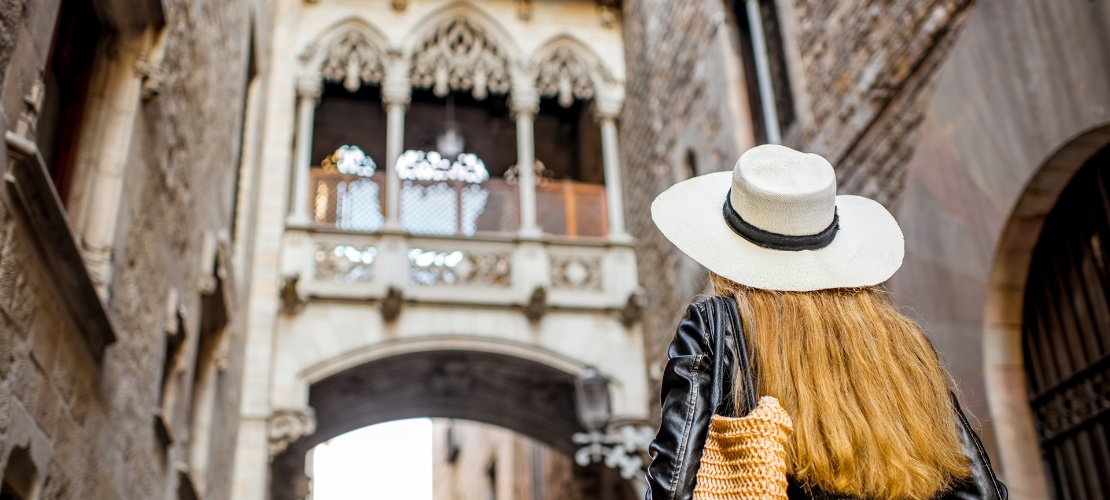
<box><xmin>784</xmin><ymin>0</ymin><xmax>977</xmax><ymax>207</ymax></box>
<box><xmin>0</xmin><ymin>0</ymin><xmax>265</xmax><ymax>497</ymax></box>
<box><xmin>620</xmin><ymin>0</ymin><xmax>756</xmax><ymax>392</ymax></box>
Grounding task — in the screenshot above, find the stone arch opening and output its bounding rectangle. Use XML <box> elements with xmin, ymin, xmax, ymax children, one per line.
<box><xmin>984</xmin><ymin>124</ymin><xmax>1110</xmax><ymax>497</ymax></box>
<box><xmin>270</xmin><ymin>349</ymin><xmax>637</xmax><ymax>499</ymax></box>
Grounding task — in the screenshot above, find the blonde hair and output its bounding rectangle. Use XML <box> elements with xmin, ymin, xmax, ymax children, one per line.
<box><xmin>710</xmin><ymin>273</ymin><xmax>970</xmax><ymax>499</ymax></box>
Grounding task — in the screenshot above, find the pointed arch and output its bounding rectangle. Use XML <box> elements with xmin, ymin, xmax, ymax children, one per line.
<box><xmin>529</xmin><ymin>35</ymin><xmax>617</xmax><ymax>107</ymax></box>
<box><xmin>402</xmin><ymin>3</ymin><xmax>523</xmax><ymax>100</ymax></box>
<box><xmin>299</xmin><ymin>17</ymin><xmax>391</xmax><ymax>92</ymax></box>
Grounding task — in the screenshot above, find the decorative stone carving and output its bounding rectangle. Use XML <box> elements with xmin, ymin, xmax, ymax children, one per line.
<box><xmin>381</xmin><ymin>285</ymin><xmax>404</xmax><ymax>322</ymax></box>
<box><xmin>320</xmin><ymin>29</ymin><xmax>386</xmax><ymax>92</ymax></box>
<box><xmin>410</xmin><ymin>17</ymin><xmax>511</xmax><ymax>100</ymax></box>
<box><xmin>618</xmin><ymin>289</ymin><xmax>645</xmax><ymax>327</ymax></box>
<box><xmin>535</xmin><ymin>47</ymin><xmax>595</xmax><ymax>108</ymax></box>
<box><xmin>516</xmin><ymin>0</ymin><xmax>533</xmax><ymax>20</ymax></box>
<box><xmin>279</xmin><ymin>274</ymin><xmax>307</xmax><ymax>314</ymax></box>
<box><xmin>135</xmin><ymin>58</ymin><xmax>165</xmax><ymax>101</ymax></box>
<box><xmin>408</xmin><ymin>248</ymin><xmax>511</xmax><ymax>287</ymax></box>
<box><xmin>551</xmin><ymin>255</ymin><xmax>603</xmax><ymax>291</ymax></box>
<box><xmin>268</xmin><ymin>408</ymin><xmax>317</xmax><ymax>459</ymax></box>
<box><xmin>523</xmin><ymin>286</ymin><xmax>547</xmax><ymax>322</ymax></box>
<box><xmin>573</xmin><ymin>424</ymin><xmax>655</xmax><ymax>479</ymax></box>
<box><xmin>314</xmin><ymin>244</ymin><xmax>376</xmax><ymax>283</ymax></box>
<box><xmin>597</xmin><ymin>0</ymin><xmax>620</xmax><ymax>28</ymax></box>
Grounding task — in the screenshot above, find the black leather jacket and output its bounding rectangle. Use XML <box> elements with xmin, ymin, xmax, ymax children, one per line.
<box><xmin>645</xmin><ymin>297</ymin><xmax>1008</xmax><ymax>500</ymax></box>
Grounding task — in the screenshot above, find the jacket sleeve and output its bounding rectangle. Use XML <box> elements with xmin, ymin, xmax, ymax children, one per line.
<box><xmin>940</xmin><ymin>395</ymin><xmax>1008</xmax><ymax>500</ymax></box>
<box><xmin>645</xmin><ymin>302</ymin><xmax>716</xmax><ymax>500</ymax></box>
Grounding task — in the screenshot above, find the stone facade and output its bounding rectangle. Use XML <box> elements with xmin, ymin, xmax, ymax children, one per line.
<box><xmin>431</xmin><ymin>419</ymin><xmax>575</xmax><ymax>500</ymax></box>
<box><xmin>0</xmin><ymin>0</ymin><xmax>267</xmax><ymax>498</ymax></box>
<box><xmin>785</xmin><ymin>0</ymin><xmax>977</xmax><ymax>207</ymax></box>
<box><xmin>620</xmin><ymin>0</ymin><xmax>756</xmax><ymax>390</ymax></box>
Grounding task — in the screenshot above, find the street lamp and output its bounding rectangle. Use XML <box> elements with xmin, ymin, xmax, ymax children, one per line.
<box><xmin>572</xmin><ymin>367</ymin><xmax>655</xmax><ymax>481</ymax></box>
<box><xmin>574</xmin><ymin>367</ymin><xmax>611</xmax><ymax>433</ymax></box>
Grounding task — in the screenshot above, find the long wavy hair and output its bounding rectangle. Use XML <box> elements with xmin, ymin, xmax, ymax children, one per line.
<box><xmin>710</xmin><ymin>273</ymin><xmax>970</xmax><ymax>499</ymax></box>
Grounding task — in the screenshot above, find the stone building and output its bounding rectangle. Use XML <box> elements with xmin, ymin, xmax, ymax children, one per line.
<box><xmin>233</xmin><ymin>1</ymin><xmax>649</xmax><ymax>499</ymax></box>
<box><xmin>2</xmin><ymin>0</ymin><xmax>1109</xmax><ymax>499</ymax></box>
<box><xmin>0</xmin><ymin>0</ymin><xmax>266</xmax><ymax>498</ymax></box>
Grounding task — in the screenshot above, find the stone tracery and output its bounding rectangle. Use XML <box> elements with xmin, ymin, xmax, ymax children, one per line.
<box><xmin>320</xmin><ymin>28</ymin><xmax>386</xmax><ymax>92</ymax></box>
<box><xmin>410</xmin><ymin>16</ymin><xmax>511</xmax><ymax>100</ymax></box>
<box><xmin>534</xmin><ymin>47</ymin><xmax>596</xmax><ymax>107</ymax></box>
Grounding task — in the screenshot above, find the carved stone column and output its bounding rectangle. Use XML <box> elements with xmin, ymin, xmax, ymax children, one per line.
<box><xmin>512</xmin><ymin>90</ymin><xmax>542</xmax><ymax>238</ymax></box>
<box><xmin>596</xmin><ymin>95</ymin><xmax>630</xmax><ymax>241</ymax></box>
<box><xmin>382</xmin><ymin>59</ymin><xmax>411</xmax><ymax>231</ymax></box>
<box><xmin>75</xmin><ymin>30</ymin><xmax>151</xmax><ymax>297</ymax></box>
<box><xmin>287</xmin><ymin>77</ymin><xmax>322</xmax><ymax>226</ymax></box>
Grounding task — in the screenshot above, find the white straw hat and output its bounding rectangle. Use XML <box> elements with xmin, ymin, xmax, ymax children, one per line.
<box><xmin>651</xmin><ymin>144</ymin><xmax>904</xmax><ymax>292</ymax></box>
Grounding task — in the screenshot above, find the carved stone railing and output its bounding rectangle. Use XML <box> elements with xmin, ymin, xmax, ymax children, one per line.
<box><xmin>281</xmin><ymin>227</ymin><xmax>638</xmax><ymax>312</ymax></box>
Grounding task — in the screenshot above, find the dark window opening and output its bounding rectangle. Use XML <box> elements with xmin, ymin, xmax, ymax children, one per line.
<box><xmin>1</xmin><ymin>445</ymin><xmax>38</xmax><ymax>500</ymax></box>
<box><xmin>404</xmin><ymin>89</ymin><xmax>516</xmax><ymax>177</ymax></box>
<box><xmin>187</xmin><ymin>272</ymin><xmax>230</xmax><ymax>486</ymax></box>
<box><xmin>37</xmin><ymin>0</ymin><xmax>104</xmax><ymax>202</ymax></box>
<box><xmin>312</xmin><ymin>83</ymin><xmax>389</xmax><ymax>169</ymax></box>
<box><xmin>230</xmin><ymin>33</ymin><xmax>259</xmax><ymax>244</ymax></box>
<box><xmin>732</xmin><ymin>0</ymin><xmax>796</xmax><ymax>143</ymax></box>
<box><xmin>534</xmin><ymin>98</ymin><xmax>603</xmax><ymax>184</ymax></box>
<box><xmin>533</xmin><ymin>97</ymin><xmax>607</xmax><ymax>238</ymax></box>
<box><xmin>485</xmin><ymin>460</ymin><xmax>497</xmax><ymax>500</ymax></box>
<box><xmin>309</xmin><ymin>83</ymin><xmax>391</xmax><ymax>231</ymax></box>
<box><xmin>156</xmin><ymin>301</ymin><xmax>186</xmax><ymax>448</ymax></box>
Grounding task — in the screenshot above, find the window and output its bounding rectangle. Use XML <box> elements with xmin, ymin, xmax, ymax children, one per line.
<box><xmin>186</xmin><ymin>270</ymin><xmax>230</xmax><ymax>489</ymax></box>
<box><xmin>733</xmin><ymin>0</ymin><xmax>795</xmax><ymax>143</ymax></box>
<box><xmin>485</xmin><ymin>460</ymin><xmax>497</xmax><ymax>500</ymax></box>
<box><xmin>36</xmin><ymin>0</ymin><xmax>103</xmax><ymax>201</ymax></box>
<box><xmin>0</xmin><ymin>445</ymin><xmax>38</xmax><ymax>500</ymax></box>
<box><xmin>156</xmin><ymin>291</ymin><xmax>187</xmax><ymax>448</ymax></box>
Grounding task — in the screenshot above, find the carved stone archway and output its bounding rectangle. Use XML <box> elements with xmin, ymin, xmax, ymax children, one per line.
<box><xmin>269</xmin><ymin>350</ymin><xmax>584</xmax><ymax>500</ymax></box>
<box><xmin>983</xmin><ymin>124</ymin><xmax>1110</xmax><ymax>498</ymax></box>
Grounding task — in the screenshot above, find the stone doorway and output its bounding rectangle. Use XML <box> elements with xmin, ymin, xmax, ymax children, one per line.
<box><xmin>268</xmin><ymin>350</ymin><xmax>640</xmax><ymax>500</ymax></box>
<box><xmin>1023</xmin><ymin>146</ymin><xmax>1110</xmax><ymax>499</ymax></box>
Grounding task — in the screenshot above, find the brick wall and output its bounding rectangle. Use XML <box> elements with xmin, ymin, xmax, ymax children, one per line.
<box><xmin>0</xmin><ymin>0</ymin><xmax>262</xmax><ymax>497</ymax></box>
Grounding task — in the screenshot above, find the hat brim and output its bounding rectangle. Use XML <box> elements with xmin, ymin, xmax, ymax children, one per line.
<box><xmin>651</xmin><ymin>171</ymin><xmax>904</xmax><ymax>292</ymax></box>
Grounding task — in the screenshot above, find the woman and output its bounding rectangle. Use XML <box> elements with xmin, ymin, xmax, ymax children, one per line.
<box><xmin>645</xmin><ymin>145</ymin><xmax>1006</xmax><ymax>499</ymax></box>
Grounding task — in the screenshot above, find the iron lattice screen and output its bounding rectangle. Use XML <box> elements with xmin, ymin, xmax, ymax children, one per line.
<box><xmin>398</xmin><ymin>179</ymin><xmax>518</xmax><ymax>236</ymax></box>
<box><xmin>1024</xmin><ymin>150</ymin><xmax>1110</xmax><ymax>499</ymax></box>
<box><xmin>311</xmin><ymin>170</ymin><xmax>386</xmax><ymax>232</ymax></box>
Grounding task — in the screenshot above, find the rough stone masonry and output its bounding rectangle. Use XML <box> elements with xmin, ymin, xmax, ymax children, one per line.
<box><xmin>0</xmin><ymin>0</ymin><xmax>266</xmax><ymax>498</ymax></box>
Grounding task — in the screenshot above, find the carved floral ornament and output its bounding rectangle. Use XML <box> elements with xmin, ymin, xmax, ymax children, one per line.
<box><xmin>535</xmin><ymin>47</ymin><xmax>596</xmax><ymax>108</ymax></box>
<box><xmin>320</xmin><ymin>29</ymin><xmax>386</xmax><ymax>92</ymax></box>
<box><xmin>410</xmin><ymin>16</ymin><xmax>511</xmax><ymax>100</ymax></box>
